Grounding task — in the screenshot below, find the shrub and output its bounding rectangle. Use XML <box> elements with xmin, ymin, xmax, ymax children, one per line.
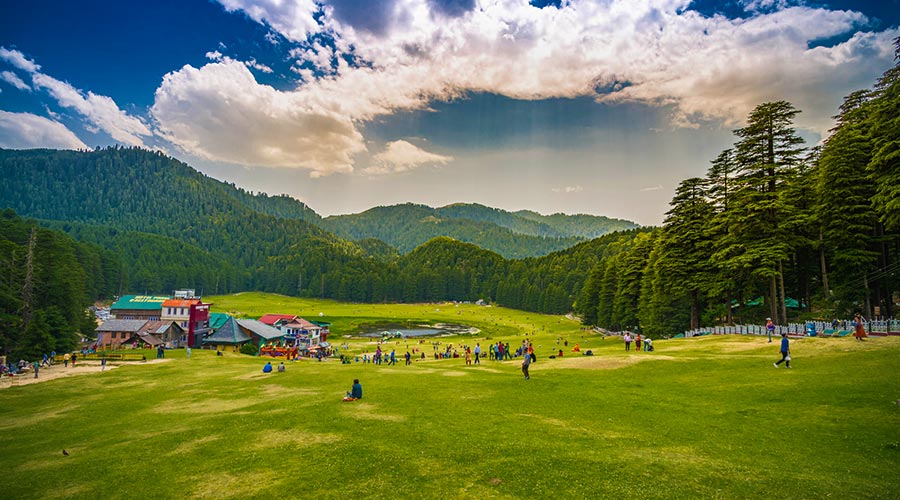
<box><xmin>240</xmin><ymin>343</ymin><xmax>258</xmax><ymax>356</ymax></box>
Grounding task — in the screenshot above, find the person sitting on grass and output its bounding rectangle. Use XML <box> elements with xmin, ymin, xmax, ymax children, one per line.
<box><xmin>277</xmin><ymin>362</ymin><xmax>285</xmax><ymax>372</ymax></box>
<box><xmin>263</xmin><ymin>361</ymin><xmax>273</xmax><ymax>373</ymax></box>
<box><xmin>344</xmin><ymin>379</ymin><xmax>363</xmax><ymax>401</ymax></box>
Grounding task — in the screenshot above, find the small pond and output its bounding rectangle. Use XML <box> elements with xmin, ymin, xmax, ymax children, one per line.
<box><xmin>356</xmin><ymin>323</ymin><xmax>477</xmax><ymax>338</ymax></box>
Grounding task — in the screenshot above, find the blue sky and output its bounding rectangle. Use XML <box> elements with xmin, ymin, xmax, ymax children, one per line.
<box><xmin>1</xmin><ymin>0</ymin><xmax>898</xmax><ymax>225</ymax></box>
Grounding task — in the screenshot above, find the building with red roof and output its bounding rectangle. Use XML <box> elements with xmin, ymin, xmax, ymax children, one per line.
<box><xmin>257</xmin><ymin>314</ymin><xmax>298</xmax><ymax>326</ymax></box>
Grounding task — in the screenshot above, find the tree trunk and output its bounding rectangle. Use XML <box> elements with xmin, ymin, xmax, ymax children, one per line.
<box><xmin>726</xmin><ymin>289</ymin><xmax>733</xmax><ymax>324</ymax></box>
<box><xmin>22</xmin><ymin>227</ymin><xmax>36</xmax><ymax>337</ymax></box>
<box><xmin>778</xmin><ymin>261</ymin><xmax>788</xmax><ymax>324</ymax></box>
<box><xmin>690</xmin><ymin>289</ymin><xmax>699</xmax><ymax>330</ymax></box>
<box><xmin>769</xmin><ymin>275</ymin><xmax>778</xmax><ymax>323</ymax></box>
<box><xmin>863</xmin><ymin>274</ymin><xmax>872</xmax><ymax>320</ymax></box>
<box><xmin>819</xmin><ymin>229</ymin><xmax>830</xmax><ymax>299</ymax></box>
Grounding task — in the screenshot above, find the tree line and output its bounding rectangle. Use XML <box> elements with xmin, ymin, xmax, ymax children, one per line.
<box><xmin>0</xmin><ymin>210</ymin><xmax>107</xmax><ymax>360</ymax></box>
<box><xmin>576</xmin><ymin>37</ymin><xmax>900</xmax><ymax>335</ymax></box>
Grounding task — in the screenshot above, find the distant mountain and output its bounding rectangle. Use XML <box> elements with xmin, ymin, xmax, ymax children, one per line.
<box><xmin>322</xmin><ymin>203</ymin><xmax>584</xmax><ymax>258</ymax></box>
<box><xmin>435</xmin><ymin>203</ymin><xmax>569</xmax><ymax>238</ymax></box>
<box><xmin>512</xmin><ymin>210</ymin><xmax>638</xmax><ymax>238</ymax></box>
<box><xmin>322</xmin><ymin>203</ymin><xmax>636</xmax><ymax>258</ymax></box>
<box><xmin>226</xmin><ymin>187</ymin><xmax>322</xmax><ymax>225</ymax></box>
<box><xmin>0</xmin><ymin>146</ymin><xmax>648</xmax><ymax>317</ymax></box>
<box><xmin>0</xmin><ymin>147</ymin><xmax>377</xmax><ymax>296</ymax></box>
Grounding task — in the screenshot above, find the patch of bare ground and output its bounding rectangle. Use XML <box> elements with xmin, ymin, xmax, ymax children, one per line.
<box><xmin>341</xmin><ymin>402</ymin><xmax>406</xmax><ymax>422</ymax></box>
<box><xmin>0</xmin><ymin>358</ymin><xmax>172</xmax><ymax>390</ymax></box>
<box><xmin>190</xmin><ymin>471</ymin><xmax>277</xmax><ymax>499</ymax></box>
<box><xmin>250</xmin><ymin>429</ymin><xmax>340</xmax><ymax>450</ymax></box>
<box><xmin>258</xmin><ymin>384</ymin><xmax>320</xmax><ymax>398</ymax></box>
<box><xmin>550</xmin><ymin>355</ymin><xmax>676</xmax><ymax>370</ymax></box>
<box><xmin>44</xmin><ymin>483</ymin><xmax>93</xmax><ymax>500</ymax></box>
<box><xmin>152</xmin><ymin>398</ymin><xmax>262</xmax><ymax>414</ymax></box>
<box><xmin>18</xmin><ymin>446</ymin><xmax>87</xmax><ymax>472</ymax></box>
<box><xmin>167</xmin><ymin>435</ymin><xmax>222</xmax><ymax>456</ymax></box>
<box><xmin>627</xmin><ymin>445</ymin><xmax>722</xmax><ymax>468</ymax></box>
<box><xmin>0</xmin><ymin>404</ymin><xmax>76</xmax><ymax>430</ymax></box>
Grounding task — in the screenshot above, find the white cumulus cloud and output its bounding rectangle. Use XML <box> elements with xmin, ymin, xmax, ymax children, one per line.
<box><xmin>365</xmin><ymin>140</ymin><xmax>453</xmax><ymax>175</ymax></box>
<box><xmin>1</xmin><ymin>47</ymin><xmax>151</xmax><ymax>147</ymax></box>
<box><xmin>148</xmin><ymin>1</ymin><xmax>898</xmax><ymax>176</ymax></box>
<box><xmin>1</xmin><ymin>70</ymin><xmax>30</xmax><ymax>91</ymax></box>
<box><xmin>0</xmin><ymin>110</ymin><xmax>88</xmax><ymax>150</ymax></box>
<box><xmin>30</xmin><ymin>73</ymin><xmax>152</xmax><ymax>147</ymax></box>
<box><xmin>217</xmin><ymin>0</ymin><xmax>897</xmax><ymax>136</ymax></box>
<box><xmin>218</xmin><ymin>0</ymin><xmax>321</xmax><ymax>41</ymax></box>
<box><xmin>0</xmin><ymin>47</ymin><xmax>40</xmax><ymax>73</ymax></box>
<box><xmin>152</xmin><ymin>59</ymin><xmax>365</xmax><ymax>177</ymax></box>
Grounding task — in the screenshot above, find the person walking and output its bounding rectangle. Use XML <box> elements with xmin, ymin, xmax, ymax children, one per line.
<box><xmin>465</xmin><ymin>347</ymin><xmax>472</xmax><ymax>365</ymax></box>
<box><xmin>624</xmin><ymin>333</ymin><xmax>631</xmax><ymax>352</ymax></box>
<box><xmin>853</xmin><ymin>313</ymin><xmax>868</xmax><ymax>341</ymax></box>
<box><xmin>521</xmin><ymin>346</ymin><xmax>531</xmax><ymax>380</ymax></box>
<box><xmin>186</xmin><ymin>346</ymin><xmax>192</xmax><ymax>358</ymax></box>
<box><xmin>101</xmin><ymin>354</ymin><xmax>107</xmax><ymax>371</ymax></box>
<box><xmin>774</xmin><ymin>333</ymin><xmax>791</xmax><ymax>368</ymax></box>
<box><xmin>766</xmin><ymin>318</ymin><xmax>775</xmax><ymax>343</ymax></box>
<box><xmin>64</xmin><ymin>352</ymin><xmax>70</xmax><ymax>367</ymax></box>
<box><xmin>474</xmin><ymin>343</ymin><xmax>481</xmax><ymax>364</ymax></box>
<box><xmin>33</xmin><ymin>360</ymin><xmax>40</xmax><ymax>379</ymax></box>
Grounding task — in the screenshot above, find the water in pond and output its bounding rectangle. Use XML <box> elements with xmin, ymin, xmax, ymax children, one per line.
<box><xmin>357</xmin><ymin>324</ymin><xmax>476</xmax><ymax>338</ymax></box>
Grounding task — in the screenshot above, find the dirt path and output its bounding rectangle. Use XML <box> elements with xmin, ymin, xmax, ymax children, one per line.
<box><xmin>0</xmin><ymin>358</ymin><xmax>172</xmax><ymax>389</ymax></box>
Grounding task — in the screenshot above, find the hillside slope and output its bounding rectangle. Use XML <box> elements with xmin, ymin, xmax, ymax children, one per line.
<box><xmin>323</xmin><ymin>203</ymin><xmax>587</xmax><ymax>258</ymax></box>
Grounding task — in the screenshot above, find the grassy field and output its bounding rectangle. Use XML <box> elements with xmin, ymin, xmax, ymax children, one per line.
<box><xmin>1</xmin><ymin>293</ymin><xmax>899</xmax><ymax>499</ymax></box>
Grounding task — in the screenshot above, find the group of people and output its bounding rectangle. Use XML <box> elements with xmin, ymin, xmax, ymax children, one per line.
<box><xmin>622</xmin><ymin>333</ymin><xmax>653</xmax><ymax>352</ymax></box>
<box><xmin>1</xmin><ymin>350</ymin><xmax>83</xmax><ymax>379</ymax></box>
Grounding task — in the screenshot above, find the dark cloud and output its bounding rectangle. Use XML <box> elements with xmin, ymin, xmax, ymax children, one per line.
<box><xmin>328</xmin><ymin>0</ymin><xmax>397</xmax><ymax>35</ymax></box>
<box><xmin>427</xmin><ymin>0</ymin><xmax>476</xmax><ymax>18</ymax></box>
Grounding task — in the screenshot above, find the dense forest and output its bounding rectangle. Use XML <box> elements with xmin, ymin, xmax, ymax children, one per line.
<box><xmin>0</xmin><ymin>147</ymin><xmax>620</xmax><ymax>318</ymax></box>
<box><xmin>576</xmin><ymin>38</ymin><xmax>900</xmax><ymax>335</ymax></box>
<box><xmin>323</xmin><ymin>203</ymin><xmax>588</xmax><ymax>258</ymax></box>
<box><xmin>0</xmin><ymin>210</ymin><xmax>114</xmax><ymax>359</ymax></box>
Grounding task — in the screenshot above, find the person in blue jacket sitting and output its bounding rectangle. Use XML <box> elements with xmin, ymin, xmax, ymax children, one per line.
<box><xmin>262</xmin><ymin>361</ymin><xmax>273</xmax><ymax>373</ymax></box>
<box><xmin>344</xmin><ymin>378</ymin><xmax>363</xmax><ymax>401</ymax></box>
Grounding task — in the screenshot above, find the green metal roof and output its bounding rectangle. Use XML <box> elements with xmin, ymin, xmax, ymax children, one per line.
<box><xmin>111</xmin><ymin>295</ymin><xmax>170</xmax><ymax>310</ymax></box>
<box><xmin>203</xmin><ymin>317</ymin><xmax>251</xmax><ymax>345</ymax></box>
<box><xmin>209</xmin><ymin>313</ymin><xmax>230</xmax><ymax>331</ymax></box>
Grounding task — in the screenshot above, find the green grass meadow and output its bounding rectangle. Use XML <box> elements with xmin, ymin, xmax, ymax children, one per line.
<box><xmin>1</xmin><ymin>294</ymin><xmax>899</xmax><ymax>499</ymax></box>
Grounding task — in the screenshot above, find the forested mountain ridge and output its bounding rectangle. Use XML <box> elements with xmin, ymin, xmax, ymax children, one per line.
<box><xmin>514</xmin><ymin>210</ymin><xmax>638</xmax><ymax>239</ymax></box>
<box><xmin>0</xmin><ymin>147</ymin><xmax>379</xmax><ymax>296</ymax></box>
<box><xmin>0</xmin><ymin>147</ymin><xmax>635</xmax><ymax>317</ymax></box>
<box><xmin>321</xmin><ymin>202</ymin><xmax>626</xmax><ymax>258</ymax></box>
<box><xmin>434</xmin><ymin>203</ymin><xmax>568</xmax><ymax>237</ymax></box>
